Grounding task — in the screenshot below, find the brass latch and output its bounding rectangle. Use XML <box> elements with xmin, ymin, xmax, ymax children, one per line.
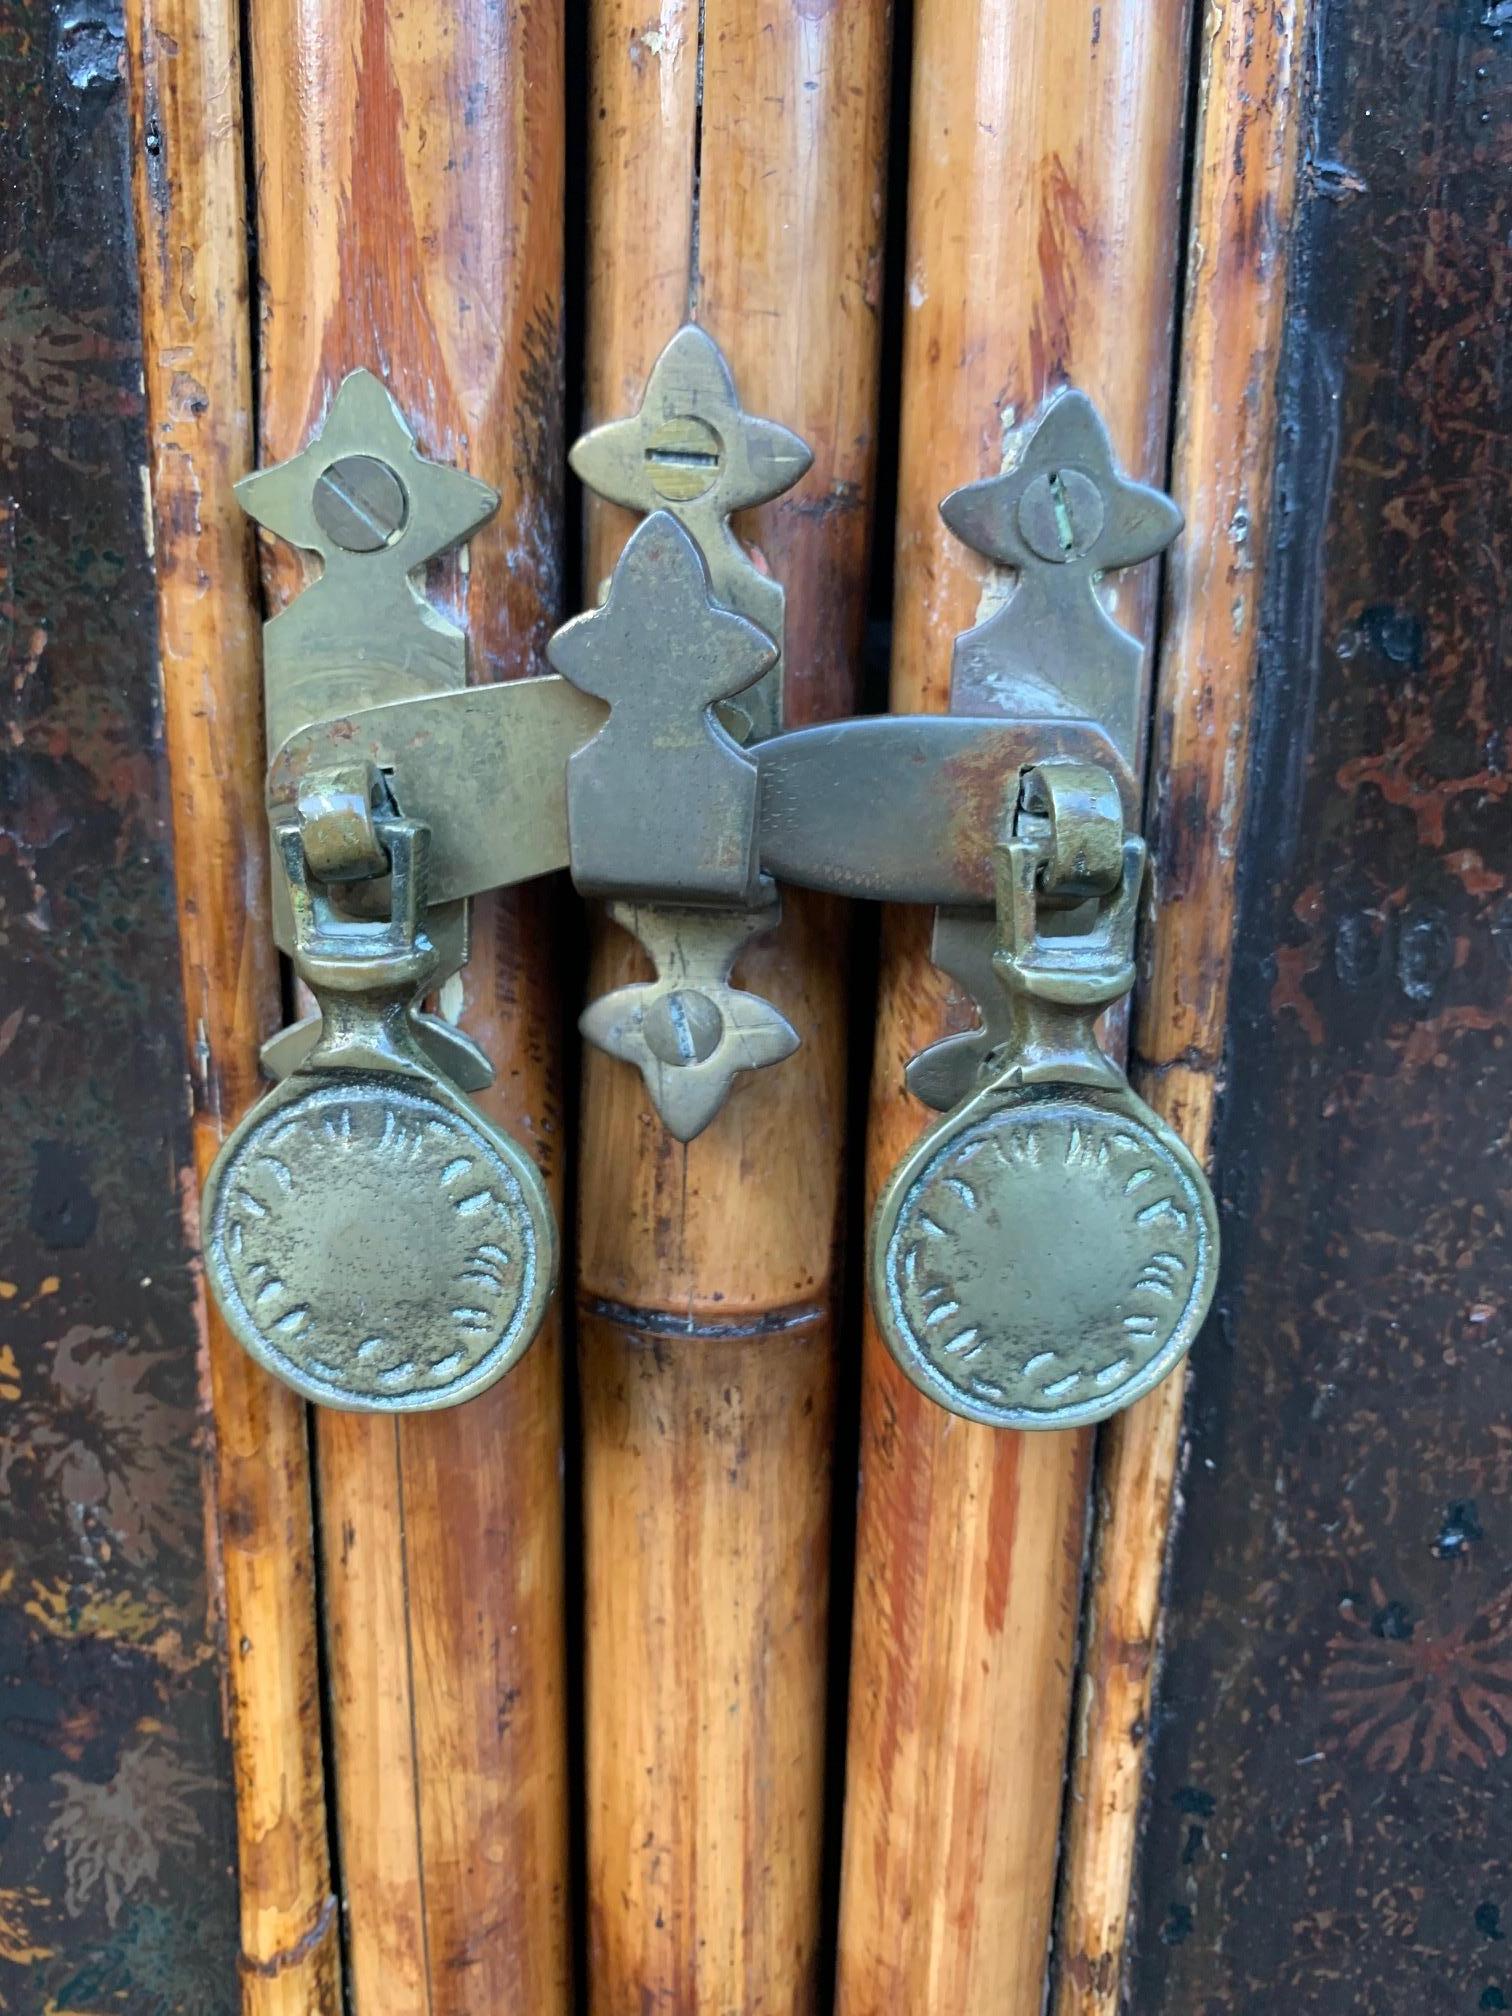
<box><xmin>203</xmin><ymin>808</ymin><xmax>555</xmax><ymax>1411</ymax></box>
<box><xmin>872</xmin><ymin>765</ymin><xmax>1214</xmax><ymax>1430</ymax></box>
<box><xmin>204</xmin><ymin>330</ymin><xmax>1217</xmax><ymax>1428</ymax></box>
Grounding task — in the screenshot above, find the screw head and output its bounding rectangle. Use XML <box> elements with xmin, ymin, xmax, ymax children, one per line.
<box><xmin>643</xmin><ymin>415</ymin><xmax>724</xmax><ymax>504</ymax></box>
<box><xmin>312</xmin><ymin>454</ymin><xmax>409</xmax><ymax>552</ymax></box>
<box><xmin>642</xmin><ymin>988</ymin><xmax>725</xmax><ymax>1067</ymax></box>
<box><xmin>1016</xmin><ymin>467</ymin><xmax>1105</xmax><ymax>564</ymax></box>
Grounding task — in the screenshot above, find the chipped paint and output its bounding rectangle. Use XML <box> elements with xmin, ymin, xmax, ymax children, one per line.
<box><xmin>0</xmin><ymin>1</ymin><xmax>239</xmax><ymax>1995</ymax></box>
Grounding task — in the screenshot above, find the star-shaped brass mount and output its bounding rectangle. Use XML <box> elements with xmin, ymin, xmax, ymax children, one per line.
<box><xmin>940</xmin><ymin>388</ymin><xmax>1182</xmax><ymax>757</ymax></box>
<box><xmin>907</xmin><ymin>391</ymin><xmax>1182</xmax><ymax>1113</ymax></box>
<box><xmin>240</xmin><ymin>369</ymin><xmax>499</xmax><ymax>1085</ymax></box>
<box><xmin>238</xmin><ymin>368</ymin><xmax>500</xmax><ymax>750</ymax></box>
<box><xmin>581</xmin><ymin>903</ymin><xmax>799</xmax><ymax>1143</ymax></box>
<box><xmin>549</xmin><ymin>510</ymin><xmax>793</xmax><ymax>1137</ymax></box>
<box><xmin>549</xmin><ymin>511</ymin><xmax>776</xmax><ymax>904</ymax></box>
<box><xmin>570</xmin><ymin>323</ymin><xmax>812</xmax><ymax>742</ymax></box>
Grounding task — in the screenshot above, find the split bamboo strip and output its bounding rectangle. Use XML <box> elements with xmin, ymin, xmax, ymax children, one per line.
<box><xmin>246</xmin><ymin>2</ymin><xmax>572</xmax><ymax>2010</ymax></box>
<box><xmin>835</xmin><ymin>6</ymin><xmax>1194</xmax><ymax>2013</ymax></box>
<box><xmin>123</xmin><ymin>6</ymin><xmax>341</xmax><ymax>2010</ymax></box>
<box><xmin>1050</xmin><ymin>5</ymin><xmax>1310</xmax><ymax>2008</ymax></box>
<box><xmin>579</xmin><ymin>2</ymin><xmax>890</xmax><ymax>2008</ymax></box>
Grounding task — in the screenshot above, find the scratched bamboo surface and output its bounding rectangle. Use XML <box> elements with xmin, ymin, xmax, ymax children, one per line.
<box><xmin>578</xmin><ymin>2</ymin><xmax>890</xmax><ymax>2008</ymax></box>
<box><xmin>1049</xmin><ymin>5</ymin><xmax>1310</xmax><ymax>2008</ymax></box>
<box><xmin>123</xmin><ymin>4</ymin><xmax>341</xmax><ymax>2009</ymax></box>
<box><xmin>246</xmin><ymin>2</ymin><xmax>572</xmax><ymax>2010</ymax></box>
<box><xmin>834</xmin><ymin>6</ymin><xmax>1194</xmax><ymax>2012</ymax></box>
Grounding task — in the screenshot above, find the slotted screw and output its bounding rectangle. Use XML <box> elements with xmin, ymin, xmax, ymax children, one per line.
<box><xmin>312</xmin><ymin>454</ymin><xmax>409</xmax><ymax>552</ymax></box>
<box><xmin>1016</xmin><ymin>467</ymin><xmax>1105</xmax><ymax>564</ymax></box>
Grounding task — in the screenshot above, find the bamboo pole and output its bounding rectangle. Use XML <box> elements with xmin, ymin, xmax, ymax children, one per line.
<box><xmin>1050</xmin><ymin>5</ymin><xmax>1310</xmax><ymax>2008</ymax></box>
<box><xmin>578</xmin><ymin>3</ymin><xmax>890</xmax><ymax>2008</ymax></box>
<box><xmin>834</xmin><ymin>7</ymin><xmax>1194</xmax><ymax>2013</ymax></box>
<box><xmin>124</xmin><ymin>8</ymin><xmax>341</xmax><ymax>2011</ymax></box>
<box><xmin>246</xmin><ymin>3</ymin><xmax>571</xmax><ymax>2010</ymax></box>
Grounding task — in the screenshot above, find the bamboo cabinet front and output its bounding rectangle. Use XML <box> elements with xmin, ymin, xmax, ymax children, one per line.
<box><xmin>2</xmin><ymin>1</ymin><xmax>1507</xmax><ymax>2013</ymax></box>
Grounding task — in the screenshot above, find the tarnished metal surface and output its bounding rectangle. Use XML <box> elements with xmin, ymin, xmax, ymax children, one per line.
<box><xmin>570</xmin><ymin>321</ymin><xmax>811</xmax><ymax>741</ymax></box>
<box><xmin>909</xmin><ymin>388</ymin><xmax>1186</xmax><ymax>1086</ymax></box>
<box><xmin>871</xmin><ymin>784</ymin><xmax>1217</xmax><ymax>1430</ymax></box>
<box><xmin>937</xmin><ymin>387</ymin><xmax>1182</xmax><ymax>759</ymax></box>
<box><xmin>268</xmin><ymin>678</ymin><xmax>606</xmax><ymax>897</ymax></box>
<box><xmin>757</xmin><ymin>717</ymin><xmax>1134</xmax><ymax>905</ymax></box>
<box><xmin>238</xmin><ymin>367</ymin><xmax>499</xmax><ymax>748</ymax></box>
<box><xmin>578</xmin><ymin>900</ymin><xmax>798</xmax><ymax>1143</ymax></box>
<box><xmin>905</xmin><ymin>908</ymin><xmax>1011</xmax><ymax>1112</ymax></box>
<box><xmin>203</xmin><ymin>819</ymin><xmax>556</xmax><ymax>1410</ymax></box>
<box><xmin>567</xmin><ymin>329</ymin><xmax>810</xmax><ymax>1134</ymax></box>
<box><xmin>873</xmin><ymin>1087</ymin><xmax>1215</xmax><ymax>1430</ymax></box>
<box><xmin>548</xmin><ymin>511</ymin><xmax>776</xmax><ymax>904</ymax></box>
<box><xmin>263</xmin><ymin>383</ymin><xmax>1179</xmax><ymax>1163</ymax></box>
<box><xmin>0</xmin><ymin>4</ymin><xmax>239</xmax><ymax>1991</ymax></box>
<box><xmin>295</xmin><ymin>760</ymin><xmax>390</xmax><ymax>882</ymax></box>
<box><xmin>1015</xmin><ymin>759</ymin><xmax>1126</xmax><ymax>900</ymax></box>
<box><xmin>244</xmin><ymin>369</ymin><xmax>499</xmax><ymax>1078</ymax></box>
<box><xmin>272</xmin><ymin>693</ymin><xmax>1132</xmax><ymax>911</ymax></box>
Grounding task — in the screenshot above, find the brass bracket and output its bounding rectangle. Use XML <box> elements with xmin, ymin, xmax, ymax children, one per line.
<box><xmin>259</xmin><ymin>367</ymin><xmax>1169</xmax><ymax>1140</ymax></box>
<box><xmin>570</xmin><ymin>322</ymin><xmax>811</xmax><ymax>743</ymax></box>
<box><xmin>207</xmin><ymin>335</ymin><xmax>1215</xmax><ymax>1428</ymax></box>
<box><xmin>241</xmin><ymin>368</ymin><xmax>501</xmax><ymax>1092</ymax></box>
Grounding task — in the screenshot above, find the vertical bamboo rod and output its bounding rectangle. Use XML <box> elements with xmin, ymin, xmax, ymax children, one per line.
<box><xmin>123</xmin><ymin>7</ymin><xmax>341</xmax><ymax>2010</ymax></box>
<box><xmin>1051</xmin><ymin>5</ymin><xmax>1310</xmax><ymax>2008</ymax></box>
<box><xmin>578</xmin><ymin>3</ymin><xmax>890</xmax><ymax>2008</ymax></box>
<box><xmin>835</xmin><ymin>7</ymin><xmax>1193</xmax><ymax>2014</ymax></box>
<box><xmin>246</xmin><ymin>3</ymin><xmax>572</xmax><ymax>2010</ymax></box>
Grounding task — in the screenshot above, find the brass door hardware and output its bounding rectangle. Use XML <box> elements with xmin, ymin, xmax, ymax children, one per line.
<box><xmin>241</xmin><ymin>368</ymin><xmax>501</xmax><ymax>1094</ymax></box>
<box><xmin>566</xmin><ymin>326</ymin><xmax>812</xmax><ymax>1136</ymax></box>
<box><xmin>205</xmin><ymin>332</ymin><xmax>1217</xmax><ymax>1425</ymax></box>
<box><xmin>871</xmin><ymin>770</ymin><xmax>1216</xmax><ymax>1430</ymax></box>
<box><xmin>570</xmin><ymin>322</ymin><xmax>810</xmax><ymax>743</ymax></box>
<box><xmin>203</xmin><ymin>812</ymin><xmax>555</xmax><ymax>1411</ymax></box>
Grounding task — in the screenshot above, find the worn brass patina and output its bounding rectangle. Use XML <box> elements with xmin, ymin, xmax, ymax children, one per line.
<box><xmin>566</xmin><ymin>331</ymin><xmax>812</xmax><ymax>1128</ymax></box>
<box><xmin>208</xmin><ymin>356</ymin><xmax>1213</xmax><ymax>1427</ymax></box>
<box><xmin>580</xmin><ymin>900</ymin><xmax>799</xmax><ymax>1142</ymax></box>
<box><xmin>570</xmin><ymin>322</ymin><xmax>810</xmax><ymax>742</ymax></box>
<box><xmin>547</xmin><ymin>511</ymin><xmax>776</xmax><ymax>905</ymax></box>
<box><xmin>871</xmin><ymin>769</ymin><xmax>1218</xmax><ymax>1430</ymax></box>
<box><xmin>935</xmin><ymin>389</ymin><xmax>1181</xmax><ymax>752</ymax></box>
<box><xmin>270</xmin><ymin>699</ymin><xmax>1130</xmax><ymax>912</ymax></box>
<box><xmin>903</xmin><ymin>388</ymin><xmax>1184</xmax><ymax>1112</ymax></box>
<box><xmin>241</xmin><ymin>368</ymin><xmax>498</xmax><ymax>1085</ymax></box>
<box><xmin>203</xmin><ymin>817</ymin><xmax>556</xmax><ymax>1411</ymax></box>
<box><xmin>237</xmin><ymin>369</ymin><xmax>499</xmax><ymax>749</ymax></box>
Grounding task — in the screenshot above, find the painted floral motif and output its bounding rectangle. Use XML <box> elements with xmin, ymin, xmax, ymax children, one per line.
<box><xmin>1325</xmin><ymin>1580</ymin><xmax>1512</xmax><ymax>1774</ymax></box>
<box><xmin>0</xmin><ymin>1888</ymin><xmax>52</xmax><ymax>1968</ymax></box>
<box><xmin>47</xmin><ymin>1739</ymin><xmax>211</xmax><ymax>1927</ymax></box>
<box><xmin>0</xmin><ymin>5</ymin><xmax>239</xmax><ymax>2001</ymax></box>
<box><xmin>1</xmin><ymin>1326</ymin><xmax>194</xmax><ymax>1570</ymax></box>
<box><xmin>0</xmin><ymin>254</ymin><xmax>136</xmax><ymax>470</ymax></box>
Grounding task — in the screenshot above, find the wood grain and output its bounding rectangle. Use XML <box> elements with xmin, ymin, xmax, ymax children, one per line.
<box><xmin>1129</xmin><ymin>2</ymin><xmax>1512</xmax><ymax>2001</ymax></box>
<box><xmin>579</xmin><ymin>1</ymin><xmax>890</xmax><ymax>2007</ymax></box>
<box><xmin>124</xmin><ymin>3</ymin><xmax>341</xmax><ymax>2007</ymax></box>
<box><xmin>247</xmin><ymin>1</ymin><xmax>571</xmax><ymax>2008</ymax></box>
<box><xmin>834</xmin><ymin>6</ymin><xmax>1193</xmax><ymax>2013</ymax></box>
<box><xmin>1049</xmin><ymin>5</ymin><xmax>1310</xmax><ymax>2009</ymax></box>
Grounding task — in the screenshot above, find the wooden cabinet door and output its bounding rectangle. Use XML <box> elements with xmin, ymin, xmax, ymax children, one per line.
<box><xmin>1</xmin><ymin>2</ymin><xmax>1506</xmax><ymax>2013</ymax></box>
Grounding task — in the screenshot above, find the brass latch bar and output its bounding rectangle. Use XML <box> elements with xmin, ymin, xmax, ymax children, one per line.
<box><xmin>203</xmin><ymin>329</ymin><xmax>1216</xmax><ymax>1433</ymax></box>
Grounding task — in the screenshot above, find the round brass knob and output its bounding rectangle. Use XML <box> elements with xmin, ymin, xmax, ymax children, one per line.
<box><xmin>871</xmin><ymin>1085</ymin><xmax>1216</xmax><ymax>1431</ymax></box>
<box><xmin>204</xmin><ymin>1072</ymin><xmax>556</xmax><ymax>1412</ymax></box>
